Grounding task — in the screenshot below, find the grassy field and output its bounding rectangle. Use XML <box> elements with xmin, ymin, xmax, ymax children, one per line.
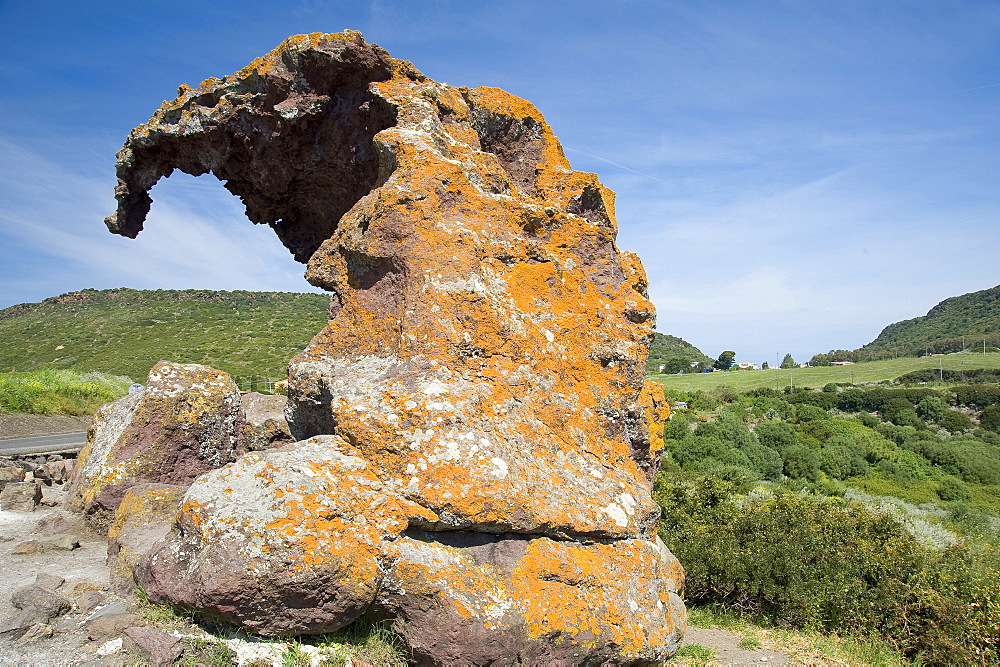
<box><xmin>0</xmin><ymin>288</ymin><xmax>329</xmax><ymax>384</ymax></box>
<box><xmin>651</xmin><ymin>351</ymin><xmax>1000</xmax><ymax>392</ymax></box>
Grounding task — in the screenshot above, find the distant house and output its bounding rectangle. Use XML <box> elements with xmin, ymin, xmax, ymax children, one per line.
<box><xmin>737</xmin><ymin>362</ymin><xmax>759</xmax><ymax>370</ymax></box>
<box><xmin>832</xmin><ymin>361</ymin><xmax>855</xmax><ymax>366</ymax></box>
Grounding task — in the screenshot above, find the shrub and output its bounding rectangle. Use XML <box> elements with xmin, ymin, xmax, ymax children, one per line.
<box><xmin>980</xmin><ymin>405</ymin><xmax>1000</xmax><ymax>433</ymax></box>
<box><xmin>937</xmin><ymin>476</ymin><xmax>972</xmax><ymax>502</ymax></box>
<box><xmin>937</xmin><ymin>409</ymin><xmax>974</xmax><ymax>434</ymax></box>
<box><xmin>654</xmin><ymin>473</ymin><xmax>1000</xmax><ymax>663</ymax></box>
<box><xmin>782</xmin><ymin>445</ymin><xmax>820</xmax><ymax>481</ymax></box>
<box><xmin>754</xmin><ymin>420</ymin><xmax>797</xmax><ymax>452</ymax></box>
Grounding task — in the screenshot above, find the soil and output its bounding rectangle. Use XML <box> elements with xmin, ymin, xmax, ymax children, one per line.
<box><xmin>0</xmin><ymin>502</ymin><xmax>121</xmax><ymax>662</ymax></box>
<box><xmin>676</xmin><ymin>625</ymin><xmax>792</xmax><ymax>665</ymax></box>
<box><xmin>0</xmin><ymin>413</ymin><xmax>92</xmax><ymax>440</ymax></box>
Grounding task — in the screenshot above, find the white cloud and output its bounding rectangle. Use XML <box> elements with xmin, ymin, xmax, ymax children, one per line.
<box><xmin>0</xmin><ymin>137</ymin><xmax>321</xmax><ymax>307</ymax></box>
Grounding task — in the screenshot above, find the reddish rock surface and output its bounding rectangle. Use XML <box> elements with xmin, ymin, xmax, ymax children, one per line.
<box><xmin>65</xmin><ymin>361</ymin><xmax>243</xmax><ymax>531</ymax></box>
<box><xmin>107</xmin><ymin>31</ymin><xmax>685</xmax><ymax>663</ymax></box>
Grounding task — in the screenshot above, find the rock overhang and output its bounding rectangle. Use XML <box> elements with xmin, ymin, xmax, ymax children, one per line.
<box><xmin>93</xmin><ymin>30</ymin><xmax>686</xmax><ymax>663</ymax></box>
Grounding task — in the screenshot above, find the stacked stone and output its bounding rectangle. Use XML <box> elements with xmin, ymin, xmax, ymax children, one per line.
<box><xmin>81</xmin><ymin>31</ymin><xmax>686</xmax><ymax>664</ymax></box>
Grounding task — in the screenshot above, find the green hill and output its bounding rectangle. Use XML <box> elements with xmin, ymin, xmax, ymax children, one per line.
<box><xmin>0</xmin><ymin>288</ymin><xmax>331</xmax><ymax>384</ymax></box>
<box><xmin>862</xmin><ymin>284</ymin><xmax>1000</xmax><ymax>358</ymax></box>
<box><xmin>811</xmin><ymin>285</ymin><xmax>1000</xmax><ymax>365</ymax></box>
<box><xmin>647</xmin><ymin>332</ymin><xmax>713</xmax><ymax>373</ymax></box>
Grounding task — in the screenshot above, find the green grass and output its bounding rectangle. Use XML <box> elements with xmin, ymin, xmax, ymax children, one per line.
<box><xmin>0</xmin><ymin>288</ymin><xmax>330</xmax><ymax>384</ymax></box>
<box><xmin>651</xmin><ymin>351</ymin><xmax>1000</xmax><ymax>392</ymax></box>
<box><xmin>685</xmin><ymin>604</ymin><xmax>908</xmax><ymax>666</ymax></box>
<box><xmin>0</xmin><ymin>369</ymin><xmax>132</xmax><ymax>415</ymax></box>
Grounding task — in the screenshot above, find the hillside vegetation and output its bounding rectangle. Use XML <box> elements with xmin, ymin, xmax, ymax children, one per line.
<box><xmin>0</xmin><ymin>288</ymin><xmax>330</xmax><ymax>384</ymax></box>
<box><xmin>656</xmin><ymin>381</ymin><xmax>1000</xmax><ymax>662</ymax></box>
<box><xmin>811</xmin><ymin>284</ymin><xmax>1000</xmax><ymax>364</ymax></box>
<box><xmin>646</xmin><ymin>332</ymin><xmax>713</xmax><ymax>373</ymax></box>
<box><xmin>653</xmin><ymin>352</ymin><xmax>1000</xmax><ymax>392</ymax></box>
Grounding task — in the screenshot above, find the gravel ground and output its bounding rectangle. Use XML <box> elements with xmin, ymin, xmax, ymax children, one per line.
<box><xmin>0</xmin><ymin>502</ymin><xmax>121</xmax><ymax>662</ymax></box>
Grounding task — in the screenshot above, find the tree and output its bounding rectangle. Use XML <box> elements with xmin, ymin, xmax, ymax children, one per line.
<box><xmin>761</xmin><ymin>361</ymin><xmax>769</xmax><ymax>369</ymax></box>
<box><xmin>714</xmin><ymin>350</ymin><xmax>736</xmax><ymax>371</ymax></box>
<box><xmin>780</xmin><ymin>353</ymin><xmax>797</xmax><ymax>369</ymax></box>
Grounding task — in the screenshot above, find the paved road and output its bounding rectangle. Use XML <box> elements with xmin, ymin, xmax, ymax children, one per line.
<box><xmin>0</xmin><ymin>432</ymin><xmax>86</xmax><ymax>456</ymax></box>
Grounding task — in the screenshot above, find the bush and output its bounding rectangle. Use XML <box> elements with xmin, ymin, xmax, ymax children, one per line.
<box><xmin>938</xmin><ymin>476</ymin><xmax>972</xmax><ymax>502</ymax></box>
<box><xmin>938</xmin><ymin>409</ymin><xmax>974</xmax><ymax>434</ymax></box>
<box><xmin>654</xmin><ymin>473</ymin><xmax>1000</xmax><ymax>663</ymax></box>
<box><xmin>980</xmin><ymin>405</ymin><xmax>1000</xmax><ymax>433</ymax></box>
<box><xmin>782</xmin><ymin>445</ymin><xmax>820</xmax><ymax>481</ymax></box>
<box><xmin>754</xmin><ymin>421</ymin><xmax>797</xmax><ymax>452</ymax></box>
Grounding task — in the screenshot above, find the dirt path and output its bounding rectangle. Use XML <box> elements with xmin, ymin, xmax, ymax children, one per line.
<box><xmin>677</xmin><ymin>625</ymin><xmax>793</xmax><ymax>665</ymax></box>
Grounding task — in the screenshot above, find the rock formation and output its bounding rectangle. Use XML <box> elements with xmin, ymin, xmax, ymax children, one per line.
<box><xmin>66</xmin><ymin>362</ymin><xmax>243</xmax><ymax>532</ymax></box>
<box><xmin>102</xmin><ymin>31</ymin><xmax>685</xmax><ymax>663</ymax></box>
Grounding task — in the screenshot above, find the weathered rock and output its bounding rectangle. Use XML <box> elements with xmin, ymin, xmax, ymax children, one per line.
<box><xmin>11</xmin><ymin>584</ymin><xmax>72</xmax><ymax>619</ymax></box>
<box><xmin>66</xmin><ymin>361</ymin><xmax>244</xmax><ymax>531</ymax></box>
<box><xmin>75</xmin><ymin>589</ymin><xmax>108</xmax><ymax>615</ymax></box>
<box><xmin>380</xmin><ymin>532</ymin><xmax>686</xmax><ymax>664</ymax></box>
<box><xmin>107</xmin><ymin>483</ymin><xmax>186</xmax><ymax>594</ymax></box>
<box><xmin>239</xmin><ymin>392</ymin><xmax>294</xmax><ymax>451</ymax></box>
<box><xmin>11</xmin><ymin>540</ymin><xmax>44</xmax><ymax>555</ymax></box>
<box><xmin>137</xmin><ymin>436</ymin><xmax>434</xmax><ymax>635</ymax></box>
<box><xmin>85</xmin><ymin>612</ymin><xmax>144</xmax><ymax>641</ymax></box>
<box><xmin>110</xmin><ymin>31</ymin><xmax>684</xmax><ymax>661</ymax></box>
<box><xmin>0</xmin><ymin>607</ymin><xmax>50</xmax><ymax>639</ymax></box>
<box><xmin>15</xmin><ymin>622</ymin><xmax>53</xmax><ymax>644</ymax></box>
<box><xmin>63</xmin><ymin>578</ymin><xmax>104</xmax><ymax>599</ymax></box>
<box><xmin>0</xmin><ymin>466</ymin><xmax>26</xmax><ymax>485</ymax></box>
<box><xmin>1</xmin><ymin>481</ymin><xmax>42</xmax><ymax>511</ymax></box>
<box><xmin>34</xmin><ymin>459</ymin><xmax>74</xmax><ymax>484</ymax></box>
<box><xmin>35</xmin><ymin>573</ymin><xmax>65</xmax><ymax>590</ymax></box>
<box><xmin>39</xmin><ymin>483</ymin><xmax>63</xmax><ymax>507</ymax></box>
<box><xmin>39</xmin><ymin>534</ymin><xmax>81</xmax><ymax>550</ymax></box>
<box><xmin>35</xmin><ymin>510</ymin><xmax>74</xmax><ymax>536</ymax></box>
<box><xmin>122</xmin><ymin>626</ymin><xmax>184</xmax><ymax>666</ymax></box>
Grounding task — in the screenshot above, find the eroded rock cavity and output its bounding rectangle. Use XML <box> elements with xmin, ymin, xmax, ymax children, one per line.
<box><xmin>104</xmin><ymin>31</ymin><xmax>685</xmax><ymax>664</ymax></box>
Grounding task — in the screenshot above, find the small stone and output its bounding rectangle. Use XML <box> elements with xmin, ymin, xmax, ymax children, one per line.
<box><xmin>52</xmin><ymin>616</ymin><xmax>80</xmax><ymax>634</ymax></box>
<box><xmin>35</xmin><ymin>573</ymin><xmax>65</xmax><ymax>590</ymax></box>
<box><xmin>35</xmin><ymin>511</ymin><xmax>74</xmax><ymax>536</ymax></box>
<box><xmin>0</xmin><ymin>607</ymin><xmax>50</xmax><ymax>639</ymax></box>
<box><xmin>76</xmin><ymin>590</ymin><xmax>107</xmax><ymax>614</ymax></box>
<box><xmin>39</xmin><ymin>534</ymin><xmax>81</xmax><ymax>550</ymax></box>
<box><xmin>0</xmin><ymin>466</ymin><xmax>26</xmax><ymax>484</ymax></box>
<box><xmin>96</xmin><ymin>637</ymin><xmax>124</xmax><ymax>656</ymax></box>
<box><xmin>87</xmin><ymin>599</ymin><xmax>127</xmax><ymax>620</ymax></box>
<box><xmin>123</xmin><ymin>626</ymin><xmax>184</xmax><ymax>665</ymax></box>
<box><xmin>11</xmin><ymin>584</ymin><xmax>72</xmax><ymax>619</ymax></box>
<box><xmin>85</xmin><ymin>612</ymin><xmax>143</xmax><ymax>641</ymax></box>
<box><xmin>64</xmin><ymin>578</ymin><xmax>103</xmax><ymax>598</ymax></box>
<box><xmin>12</xmin><ymin>540</ymin><xmax>44</xmax><ymax>555</ymax></box>
<box><xmin>39</xmin><ymin>484</ymin><xmax>63</xmax><ymax>507</ymax></box>
<box><xmin>15</xmin><ymin>622</ymin><xmax>53</xmax><ymax>644</ymax></box>
<box><xmin>0</xmin><ymin>481</ymin><xmax>42</xmax><ymax>511</ymax></box>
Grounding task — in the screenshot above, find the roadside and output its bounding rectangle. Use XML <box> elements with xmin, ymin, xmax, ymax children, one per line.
<box><xmin>0</xmin><ymin>413</ymin><xmax>91</xmax><ymax>440</ymax></box>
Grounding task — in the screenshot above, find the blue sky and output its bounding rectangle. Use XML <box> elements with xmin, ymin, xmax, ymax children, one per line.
<box><xmin>1</xmin><ymin>1</ymin><xmax>998</xmax><ymax>365</ymax></box>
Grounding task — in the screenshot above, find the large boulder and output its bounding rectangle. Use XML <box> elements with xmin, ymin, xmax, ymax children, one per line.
<box><xmin>108</xmin><ymin>31</ymin><xmax>685</xmax><ymax>663</ymax></box>
<box><xmin>65</xmin><ymin>361</ymin><xmax>244</xmax><ymax>531</ymax></box>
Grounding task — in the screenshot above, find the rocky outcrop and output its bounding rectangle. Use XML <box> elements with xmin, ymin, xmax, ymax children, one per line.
<box><xmin>107</xmin><ymin>31</ymin><xmax>684</xmax><ymax>663</ymax></box>
<box><xmin>238</xmin><ymin>392</ymin><xmax>294</xmax><ymax>451</ymax></box>
<box><xmin>65</xmin><ymin>362</ymin><xmax>243</xmax><ymax>532</ymax></box>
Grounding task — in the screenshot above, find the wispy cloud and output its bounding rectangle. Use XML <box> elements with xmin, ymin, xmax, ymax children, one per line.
<box><xmin>0</xmin><ymin>137</ymin><xmax>321</xmax><ymax>308</ymax></box>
